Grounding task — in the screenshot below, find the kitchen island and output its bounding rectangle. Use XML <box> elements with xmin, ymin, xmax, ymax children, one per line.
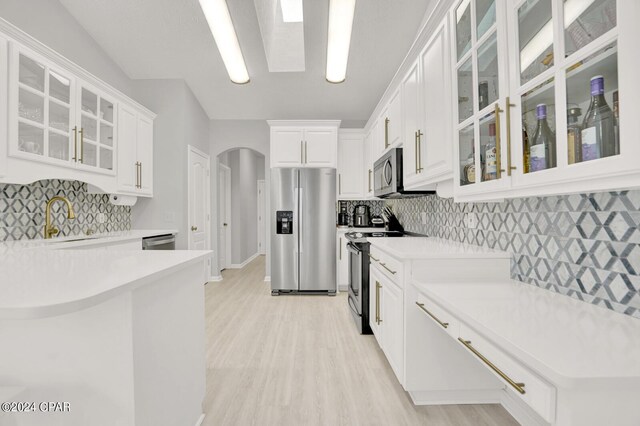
<box><xmin>0</xmin><ymin>247</ymin><xmax>211</xmax><ymax>426</ymax></box>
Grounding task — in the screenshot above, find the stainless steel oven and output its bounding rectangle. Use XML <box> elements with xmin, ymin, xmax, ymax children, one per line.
<box><xmin>347</xmin><ymin>241</ymin><xmax>371</xmax><ymax>334</ymax></box>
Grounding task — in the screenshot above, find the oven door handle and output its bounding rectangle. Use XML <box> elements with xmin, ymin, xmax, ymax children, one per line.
<box><xmin>348</xmin><ymin>294</ymin><xmax>361</xmax><ymax>317</ymax></box>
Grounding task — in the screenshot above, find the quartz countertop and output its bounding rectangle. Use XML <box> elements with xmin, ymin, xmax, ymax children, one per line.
<box><xmin>369</xmin><ymin>237</ymin><xmax>511</xmax><ymax>259</ymax></box>
<box><xmin>415</xmin><ymin>280</ymin><xmax>640</xmax><ymax>387</ymax></box>
<box><xmin>0</xmin><ymin>248</ymin><xmax>210</xmax><ymax>320</ymax></box>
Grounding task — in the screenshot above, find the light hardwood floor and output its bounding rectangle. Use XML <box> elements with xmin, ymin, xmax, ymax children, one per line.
<box><xmin>203</xmin><ymin>256</ymin><xmax>519</xmax><ymax>426</ymax></box>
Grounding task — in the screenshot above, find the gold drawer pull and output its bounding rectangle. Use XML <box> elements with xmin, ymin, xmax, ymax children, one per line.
<box><xmin>458</xmin><ymin>338</ymin><xmax>526</xmax><ymax>395</ymax></box>
<box><xmin>379</xmin><ymin>262</ymin><xmax>397</xmax><ymax>275</ymax></box>
<box><xmin>416</xmin><ymin>302</ymin><xmax>449</xmax><ymax>329</ymax></box>
<box><xmin>368</xmin><ymin>253</ymin><xmax>379</xmax><ymax>262</ymax></box>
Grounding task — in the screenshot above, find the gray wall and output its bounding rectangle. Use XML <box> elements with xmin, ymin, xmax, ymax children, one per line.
<box><xmin>0</xmin><ymin>0</ymin><xmax>133</xmax><ymax>96</ymax></box>
<box><xmin>132</xmin><ymin>80</ymin><xmax>210</xmax><ymax>251</ymax></box>
<box><xmin>210</xmin><ymin>120</ymin><xmax>271</xmax><ymax>278</ymax></box>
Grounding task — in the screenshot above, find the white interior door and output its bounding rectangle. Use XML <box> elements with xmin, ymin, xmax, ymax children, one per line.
<box><xmin>218</xmin><ymin>164</ymin><xmax>231</xmax><ymax>270</ymax></box>
<box><xmin>257</xmin><ymin>180</ymin><xmax>266</xmax><ymax>255</ymax></box>
<box><xmin>188</xmin><ymin>146</ymin><xmax>210</xmax><ymax>253</ymax></box>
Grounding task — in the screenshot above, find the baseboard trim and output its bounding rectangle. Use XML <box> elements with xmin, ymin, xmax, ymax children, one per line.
<box><xmin>209</xmin><ymin>275</ymin><xmax>222</xmax><ymax>282</ymax></box>
<box><xmin>264</xmin><ymin>276</ymin><xmax>271</xmax><ymax>282</ymax></box>
<box><xmin>195</xmin><ymin>413</ymin><xmax>205</xmax><ymax>426</ymax></box>
<box><xmin>409</xmin><ymin>389</ymin><xmax>502</xmax><ymax>406</ymax></box>
<box><xmin>499</xmin><ymin>389</ymin><xmax>547</xmax><ymax>426</ymax></box>
<box><xmin>229</xmin><ymin>252</ymin><xmax>259</xmax><ymax>269</ymax></box>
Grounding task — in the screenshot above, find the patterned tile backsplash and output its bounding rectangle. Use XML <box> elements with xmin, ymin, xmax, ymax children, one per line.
<box><xmin>385</xmin><ymin>191</ymin><xmax>640</xmax><ymax>319</ymax></box>
<box><xmin>0</xmin><ymin>180</ymin><xmax>131</xmax><ymax>241</ymax></box>
<box><xmin>337</xmin><ymin>200</ymin><xmax>385</xmax><ymax>227</ymax></box>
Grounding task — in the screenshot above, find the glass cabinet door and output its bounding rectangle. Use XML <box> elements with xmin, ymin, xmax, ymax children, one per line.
<box><xmin>15</xmin><ymin>51</ymin><xmax>74</xmax><ymax>163</ymax></box>
<box><xmin>510</xmin><ymin>0</ymin><xmax>620</xmax><ymax>182</ymax></box>
<box><xmin>77</xmin><ymin>85</ymin><xmax>115</xmax><ymax>173</ymax></box>
<box><xmin>454</xmin><ymin>0</ymin><xmax>509</xmax><ymax>191</ymax></box>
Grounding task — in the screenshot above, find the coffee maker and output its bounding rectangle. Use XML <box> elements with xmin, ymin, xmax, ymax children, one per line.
<box><xmin>337</xmin><ymin>201</ymin><xmax>349</xmax><ymax>227</ymax></box>
<box><xmin>353</xmin><ymin>205</ymin><xmax>371</xmax><ymax>227</ymax></box>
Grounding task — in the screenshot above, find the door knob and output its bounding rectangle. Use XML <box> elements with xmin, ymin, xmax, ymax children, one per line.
<box><xmin>191</xmin><ymin>226</ymin><xmax>198</xmax><ymax>231</ymax></box>
<box><xmin>223</xmin><ymin>223</ymin><xmax>228</xmax><ymax>226</ymax></box>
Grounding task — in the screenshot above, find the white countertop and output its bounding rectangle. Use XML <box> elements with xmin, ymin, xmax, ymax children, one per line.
<box><xmin>415</xmin><ymin>280</ymin><xmax>640</xmax><ymax>387</ymax></box>
<box><xmin>0</xmin><ymin>248</ymin><xmax>210</xmax><ymax>320</ymax></box>
<box><xmin>336</xmin><ymin>227</ymin><xmax>385</xmax><ymax>232</ymax></box>
<box><xmin>370</xmin><ymin>237</ymin><xmax>511</xmax><ymax>259</ymax></box>
<box><xmin>0</xmin><ymin>229</ymin><xmax>177</xmax><ymax>253</ymax></box>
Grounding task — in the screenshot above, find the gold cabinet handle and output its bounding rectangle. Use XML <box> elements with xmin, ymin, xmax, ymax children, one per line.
<box><xmin>417</xmin><ymin>130</ymin><xmax>424</xmax><ymax>172</ymax></box>
<box><xmin>135</xmin><ymin>162</ymin><xmax>141</xmax><ymax>188</ymax></box>
<box><xmin>368</xmin><ymin>169</ymin><xmax>372</xmax><ymax>192</ymax></box>
<box><xmin>301</xmin><ymin>140</ymin><xmax>304</xmax><ymax>164</ymax></box>
<box><xmin>505</xmin><ymin>96</ymin><xmax>516</xmax><ymax>176</ymax></box>
<box><xmin>304</xmin><ymin>140</ymin><xmax>308</xmax><ymax>164</ymax></box>
<box><xmin>384</xmin><ymin>117</ymin><xmax>390</xmax><ymax>148</ymax></box>
<box><xmin>339</xmin><ymin>237</ymin><xmax>342</xmax><ymax>260</ymax></box>
<box><xmin>494</xmin><ymin>102</ymin><xmax>503</xmax><ymax>178</ymax></box>
<box><xmin>414</xmin><ymin>131</ymin><xmax>419</xmax><ymax>173</ymax></box>
<box><xmin>79</xmin><ymin>128</ymin><xmax>84</xmax><ymax>163</ymax></box>
<box><xmin>191</xmin><ymin>226</ymin><xmax>198</xmax><ymax>231</ymax></box>
<box><xmin>379</xmin><ymin>262</ymin><xmax>397</xmax><ymax>275</ymax></box>
<box><xmin>139</xmin><ymin>162</ymin><xmax>142</xmax><ymax>188</ymax></box>
<box><xmin>458</xmin><ymin>338</ymin><xmax>526</xmax><ymax>395</ymax></box>
<box><xmin>416</xmin><ymin>302</ymin><xmax>449</xmax><ymax>329</ymax></box>
<box><xmin>368</xmin><ymin>253</ymin><xmax>379</xmax><ymax>262</ymax></box>
<box><xmin>338</xmin><ymin>174</ymin><xmax>342</xmax><ymax>195</ymax></box>
<box><xmin>376</xmin><ymin>281</ymin><xmax>382</xmax><ymax>324</ymax></box>
<box><xmin>72</xmin><ymin>126</ymin><xmax>78</xmax><ymax>162</ymax></box>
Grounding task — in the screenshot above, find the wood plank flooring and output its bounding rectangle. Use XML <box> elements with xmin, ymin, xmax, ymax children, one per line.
<box><xmin>202</xmin><ymin>256</ymin><xmax>519</xmax><ymax>426</ymax></box>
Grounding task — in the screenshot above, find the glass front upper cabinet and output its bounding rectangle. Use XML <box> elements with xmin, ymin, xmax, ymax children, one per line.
<box><xmin>77</xmin><ymin>85</ymin><xmax>115</xmax><ymax>172</ymax></box>
<box><xmin>455</xmin><ymin>0</ymin><xmax>508</xmax><ymax>189</ymax></box>
<box><xmin>511</xmin><ymin>0</ymin><xmax>618</xmax><ymax>176</ymax></box>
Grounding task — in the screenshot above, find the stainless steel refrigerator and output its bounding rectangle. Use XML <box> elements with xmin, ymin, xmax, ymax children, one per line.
<box><xmin>271</xmin><ymin>168</ymin><xmax>336</xmax><ymax>295</ymax></box>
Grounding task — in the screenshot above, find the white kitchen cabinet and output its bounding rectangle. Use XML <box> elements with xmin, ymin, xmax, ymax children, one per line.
<box><xmin>268</xmin><ymin>121</ymin><xmax>340</xmax><ymax>168</ymax></box>
<box><xmin>377</xmin><ymin>88</ymin><xmax>402</xmax><ymax>156</ymax></box>
<box><xmin>336</xmin><ymin>230</ymin><xmax>349</xmax><ymax>291</ymax></box>
<box><xmin>117</xmin><ymin>103</ymin><xmax>154</xmax><ymax>197</ymax></box>
<box><xmin>363</xmin><ymin>128</ymin><xmax>374</xmax><ymax>197</ymax></box>
<box><xmin>75</xmin><ymin>82</ymin><xmax>116</xmax><ymax>174</ymax></box>
<box><xmin>381</xmin><ymin>276</ymin><xmax>403</xmax><ymax>380</ymax></box>
<box><xmin>453</xmin><ymin>0</ymin><xmax>640</xmax><ymax>201</ymax></box>
<box><xmin>0</xmin><ymin>34</ymin><xmax>7</xmax><ymax>177</ymax></box>
<box><xmin>369</xmin><ymin>264</ymin><xmax>383</xmax><ymax>342</ymax></box>
<box><xmin>337</xmin><ymin>130</ymin><xmax>364</xmax><ymax>199</ymax></box>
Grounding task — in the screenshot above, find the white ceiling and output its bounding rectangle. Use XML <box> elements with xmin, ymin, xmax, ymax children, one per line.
<box><xmin>58</xmin><ymin>0</ymin><xmax>433</xmax><ymax>122</ymax></box>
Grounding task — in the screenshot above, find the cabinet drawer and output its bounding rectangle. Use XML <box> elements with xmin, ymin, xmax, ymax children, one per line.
<box><xmin>369</xmin><ymin>247</ymin><xmax>403</xmax><ymax>285</ymax></box>
<box><xmin>415</xmin><ymin>293</ymin><xmax>459</xmax><ymax>338</ymax></box>
<box><xmin>458</xmin><ymin>324</ymin><xmax>556</xmax><ymax>423</ymax></box>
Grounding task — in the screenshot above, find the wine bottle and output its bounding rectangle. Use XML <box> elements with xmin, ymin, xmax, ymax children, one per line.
<box><xmin>567</xmin><ymin>107</ymin><xmax>582</xmax><ymax>164</ymax></box>
<box><xmin>484</xmin><ymin>123</ymin><xmax>497</xmax><ymax>180</ymax></box>
<box><xmin>529</xmin><ymin>104</ymin><xmax>556</xmax><ymax>172</ymax></box>
<box><xmin>581</xmin><ymin>75</ymin><xmax>616</xmax><ymax>161</ymax></box>
<box><xmin>522</xmin><ymin>120</ymin><xmax>530</xmax><ymax>173</ymax></box>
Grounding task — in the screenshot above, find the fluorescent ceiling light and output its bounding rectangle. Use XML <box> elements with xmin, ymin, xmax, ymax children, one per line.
<box><xmin>280</xmin><ymin>0</ymin><xmax>303</xmax><ymax>23</ymax></box>
<box><xmin>326</xmin><ymin>0</ymin><xmax>356</xmax><ymax>83</ymax></box>
<box><xmin>198</xmin><ymin>0</ymin><xmax>250</xmax><ymax>84</ymax></box>
<box><xmin>520</xmin><ymin>0</ymin><xmax>595</xmax><ymax>72</ymax></box>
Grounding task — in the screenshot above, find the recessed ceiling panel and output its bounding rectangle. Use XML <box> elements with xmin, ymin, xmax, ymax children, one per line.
<box><xmin>254</xmin><ymin>0</ymin><xmax>305</xmax><ymax>72</ymax></box>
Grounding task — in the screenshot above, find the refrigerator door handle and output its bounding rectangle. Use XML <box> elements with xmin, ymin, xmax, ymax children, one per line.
<box><xmin>299</xmin><ymin>187</ymin><xmax>303</xmax><ymax>255</ymax></box>
<box><xmin>293</xmin><ymin>185</ymin><xmax>299</xmax><ymax>288</ymax></box>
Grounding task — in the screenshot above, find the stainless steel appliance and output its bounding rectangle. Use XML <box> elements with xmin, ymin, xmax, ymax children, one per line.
<box><xmin>345</xmin><ymin>231</ymin><xmax>404</xmax><ymax>333</ymax></box>
<box><xmin>337</xmin><ymin>200</ymin><xmax>349</xmax><ymax>227</ymax></box>
<box><xmin>353</xmin><ymin>204</ymin><xmax>370</xmax><ymax>227</ymax></box>
<box><xmin>271</xmin><ymin>168</ymin><xmax>337</xmax><ymax>295</ymax></box>
<box><xmin>373</xmin><ymin>148</ymin><xmax>435</xmax><ymax>198</ymax></box>
<box><xmin>142</xmin><ymin>234</ymin><xmax>176</xmax><ymax>250</ymax></box>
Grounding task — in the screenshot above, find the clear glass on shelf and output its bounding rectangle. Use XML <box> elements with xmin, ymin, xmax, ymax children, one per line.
<box><xmin>49</xmin><ymin>102</ymin><xmax>70</xmax><ymax>133</ymax></box>
<box><xmin>100</xmin><ymin>123</ymin><xmax>114</xmax><ymax>147</ymax></box>
<box><xmin>18</xmin><ymin>122</ymin><xmax>44</xmax><ymax>156</ymax></box>
<box><xmin>19</xmin><ymin>54</ymin><xmax>45</xmax><ymax>92</ymax></box>
<box><xmin>477</xmin><ymin>31</ymin><xmax>499</xmax><ymax>111</ymax></box>
<box><xmin>82</xmin><ymin>115</ymin><xmax>97</xmax><ymax>142</ymax></box>
<box><xmin>100</xmin><ymin>99</ymin><xmax>114</xmax><ymax>123</ymax></box>
<box><xmin>457</xmin><ymin>57</ymin><xmax>474</xmax><ymax>123</ymax></box>
<box><xmin>522</xmin><ymin>78</ymin><xmax>557</xmax><ymax>173</ymax></box>
<box><xmin>49</xmin><ymin>71</ymin><xmax>71</xmax><ymax>104</ymax></box>
<box><xmin>455</xmin><ymin>0</ymin><xmax>472</xmax><ymax>61</ymax></box>
<box><xmin>19</xmin><ymin>89</ymin><xmax>44</xmax><ymax>123</ymax></box>
<box><xmin>48</xmin><ymin>132</ymin><xmax>69</xmax><ymax>161</ymax></box>
<box><xmin>479</xmin><ymin>112</ymin><xmax>498</xmax><ymax>182</ymax></box>
<box><xmin>81</xmin><ymin>88</ymin><xmax>98</xmax><ymax>117</ymax></box>
<box><xmin>518</xmin><ymin>0</ymin><xmax>554</xmax><ymax>85</ymax></box>
<box><xmin>82</xmin><ymin>142</ymin><xmax>97</xmax><ymax>167</ymax></box>
<box><xmin>476</xmin><ymin>0</ymin><xmax>496</xmax><ymax>39</ymax></box>
<box><xmin>458</xmin><ymin>123</ymin><xmax>476</xmax><ymax>186</ymax></box>
<box><xmin>564</xmin><ymin>0</ymin><xmax>616</xmax><ymax>57</ymax></box>
<box><xmin>100</xmin><ymin>148</ymin><xmax>113</xmax><ymax>170</ymax></box>
<box><xmin>566</xmin><ymin>42</ymin><xmax>618</xmax><ymax>164</ymax></box>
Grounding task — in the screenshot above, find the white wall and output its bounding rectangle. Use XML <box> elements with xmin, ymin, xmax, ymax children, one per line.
<box><xmin>132</xmin><ymin>80</ymin><xmax>210</xmax><ymax>251</ymax></box>
<box><xmin>210</xmin><ymin>120</ymin><xmax>271</xmax><ymax>279</ymax></box>
<box><xmin>0</xmin><ymin>0</ymin><xmax>133</xmax><ymax>96</ymax></box>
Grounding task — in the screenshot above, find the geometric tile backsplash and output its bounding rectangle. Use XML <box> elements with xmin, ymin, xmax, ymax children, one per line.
<box><xmin>0</xmin><ymin>179</ymin><xmax>131</xmax><ymax>242</ymax></box>
<box><xmin>386</xmin><ymin>191</ymin><xmax>640</xmax><ymax>319</ymax></box>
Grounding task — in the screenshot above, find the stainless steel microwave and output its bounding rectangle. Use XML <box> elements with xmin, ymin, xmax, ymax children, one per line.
<box><xmin>373</xmin><ymin>148</ymin><xmax>435</xmax><ymax>198</ymax></box>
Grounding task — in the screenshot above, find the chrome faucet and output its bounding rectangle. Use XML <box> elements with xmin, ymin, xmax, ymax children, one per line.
<box><xmin>44</xmin><ymin>196</ymin><xmax>76</xmax><ymax>239</ymax></box>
